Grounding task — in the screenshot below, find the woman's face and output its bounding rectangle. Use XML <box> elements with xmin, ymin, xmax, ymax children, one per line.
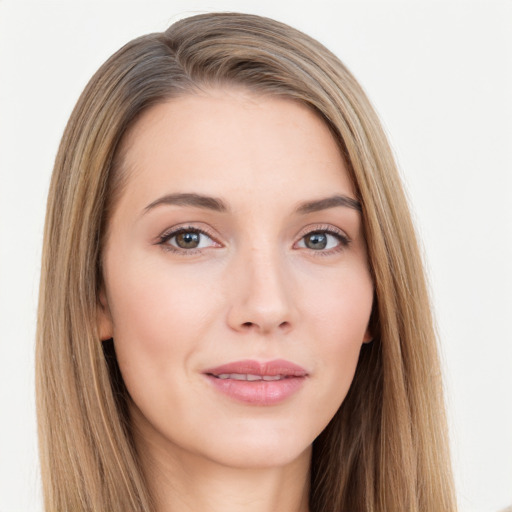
<box><xmin>99</xmin><ymin>88</ymin><xmax>373</xmax><ymax>470</ymax></box>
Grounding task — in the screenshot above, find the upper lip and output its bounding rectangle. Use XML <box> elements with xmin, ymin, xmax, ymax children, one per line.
<box><xmin>204</xmin><ymin>359</ymin><xmax>308</xmax><ymax>377</ymax></box>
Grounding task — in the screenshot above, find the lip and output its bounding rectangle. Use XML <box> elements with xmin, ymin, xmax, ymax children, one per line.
<box><xmin>203</xmin><ymin>359</ymin><xmax>308</xmax><ymax>406</ymax></box>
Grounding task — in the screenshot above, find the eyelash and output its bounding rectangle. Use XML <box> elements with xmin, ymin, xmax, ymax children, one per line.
<box><xmin>156</xmin><ymin>224</ymin><xmax>351</xmax><ymax>256</ymax></box>
<box><xmin>295</xmin><ymin>225</ymin><xmax>351</xmax><ymax>256</ymax></box>
<box><xmin>157</xmin><ymin>225</ymin><xmax>219</xmax><ymax>254</ymax></box>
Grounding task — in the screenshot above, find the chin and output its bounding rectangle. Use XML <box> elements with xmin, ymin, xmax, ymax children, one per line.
<box><xmin>197</xmin><ymin>430</ymin><xmax>313</xmax><ymax>470</ymax></box>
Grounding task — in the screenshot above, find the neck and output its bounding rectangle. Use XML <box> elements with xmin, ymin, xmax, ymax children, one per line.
<box><xmin>135</xmin><ymin>429</ymin><xmax>311</xmax><ymax>512</ymax></box>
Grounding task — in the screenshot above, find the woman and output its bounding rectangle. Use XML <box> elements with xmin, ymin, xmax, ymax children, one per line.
<box><xmin>36</xmin><ymin>12</ymin><xmax>457</xmax><ymax>512</ymax></box>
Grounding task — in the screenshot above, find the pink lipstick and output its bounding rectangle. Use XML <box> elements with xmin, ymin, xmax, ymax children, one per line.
<box><xmin>203</xmin><ymin>359</ymin><xmax>308</xmax><ymax>405</ymax></box>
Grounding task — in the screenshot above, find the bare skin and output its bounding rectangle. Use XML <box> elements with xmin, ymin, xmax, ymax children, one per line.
<box><xmin>98</xmin><ymin>88</ymin><xmax>373</xmax><ymax>512</ymax></box>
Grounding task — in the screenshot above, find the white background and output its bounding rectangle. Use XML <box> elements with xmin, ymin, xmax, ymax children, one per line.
<box><xmin>0</xmin><ymin>1</ymin><xmax>511</xmax><ymax>511</ymax></box>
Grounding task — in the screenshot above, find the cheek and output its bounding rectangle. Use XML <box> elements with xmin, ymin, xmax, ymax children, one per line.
<box><xmin>302</xmin><ymin>267</ymin><xmax>373</xmax><ymax>412</ymax></box>
<box><xmin>103</xmin><ymin>257</ymin><xmax>228</xmax><ymax>439</ymax></box>
<box><xmin>305</xmin><ymin>265</ymin><xmax>373</xmax><ymax>345</ymax></box>
<box><xmin>109</xmin><ymin>254</ymin><xmax>215</xmax><ymax>327</ymax></box>
<box><xmin>104</xmin><ymin>256</ymin><xmax>223</xmax><ymax>383</ymax></box>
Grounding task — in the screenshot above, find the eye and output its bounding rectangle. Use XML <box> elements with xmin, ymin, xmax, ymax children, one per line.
<box><xmin>158</xmin><ymin>227</ymin><xmax>219</xmax><ymax>252</ymax></box>
<box><xmin>295</xmin><ymin>228</ymin><xmax>350</xmax><ymax>252</ymax></box>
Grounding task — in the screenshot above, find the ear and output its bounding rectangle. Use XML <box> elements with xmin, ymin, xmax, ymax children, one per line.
<box><xmin>362</xmin><ymin>329</ymin><xmax>373</xmax><ymax>344</ymax></box>
<box><xmin>97</xmin><ymin>286</ymin><xmax>114</xmax><ymax>341</ymax></box>
<box><xmin>363</xmin><ymin>300</ymin><xmax>377</xmax><ymax>344</ymax></box>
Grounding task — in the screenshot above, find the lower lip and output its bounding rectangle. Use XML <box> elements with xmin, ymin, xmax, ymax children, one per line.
<box><xmin>205</xmin><ymin>375</ymin><xmax>306</xmax><ymax>405</ymax></box>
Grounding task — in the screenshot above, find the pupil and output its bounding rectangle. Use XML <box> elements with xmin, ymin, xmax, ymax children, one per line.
<box><xmin>176</xmin><ymin>232</ymin><xmax>200</xmax><ymax>248</ymax></box>
<box><xmin>306</xmin><ymin>232</ymin><xmax>327</xmax><ymax>250</ymax></box>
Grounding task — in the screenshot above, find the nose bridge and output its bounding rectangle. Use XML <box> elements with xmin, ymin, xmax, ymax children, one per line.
<box><xmin>227</xmin><ymin>236</ymin><xmax>295</xmax><ymax>334</ymax></box>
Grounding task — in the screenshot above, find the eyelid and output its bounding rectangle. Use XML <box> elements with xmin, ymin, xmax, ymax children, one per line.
<box><xmin>156</xmin><ymin>224</ymin><xmax>222</xmax><ymax>253</ymax></box>
<box><xmin>154</xmin><ymin>222</ymin><xmax>350</xmax><ymax>255</ymax></box>
<box><xmin>293</xmin><ymin>224</ymin><xmax>351</xmax><ymax>252</ymax></box>
<box><xmin>295</xmin><ymin>223</ymin><xmax>350</xmax><ymax>240</ymax></box>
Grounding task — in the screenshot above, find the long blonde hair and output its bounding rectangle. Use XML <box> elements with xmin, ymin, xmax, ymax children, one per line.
<box><xmin>37</xmin><ymin>12</ymin><xmax>457</xmax><ymax>511</ymax></box>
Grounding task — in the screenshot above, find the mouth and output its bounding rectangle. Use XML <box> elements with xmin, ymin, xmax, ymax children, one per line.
<box><xmin>212</xmin><ymin>373</ymin><xmax>292</xmax><ymax>381</ymax></box>
<box><xmin>203</xmin><ymin>359</ymin><xmax>308</xmax><ymax>406</ymax></box>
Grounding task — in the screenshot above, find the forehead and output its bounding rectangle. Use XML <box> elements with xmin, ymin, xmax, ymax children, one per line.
<box><xmin>114</xmin><ymin>88</ymin><xmax>355</xmax><ymax>212</ymax></box>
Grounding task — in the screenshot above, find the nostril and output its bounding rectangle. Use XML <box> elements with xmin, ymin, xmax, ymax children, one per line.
<box><xmin>240</xmin><ymin>320</ymin><xmax>291</xmax><ymax>331</ymax></box>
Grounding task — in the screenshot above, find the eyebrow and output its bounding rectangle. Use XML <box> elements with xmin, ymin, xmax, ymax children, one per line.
<box><xmin>143</xmin><ymin>192</ymin><xmax>361</xmax><ymax>215</ymax></box>
<box><xmin>295</xmin><ymin>195</ymin><xmax>362</xmax><ymax>214</ymax></box>
<box><xmin>144</xmin><ymin>193</ymin><xmax>228</xmax><ymax>213</ymax></box>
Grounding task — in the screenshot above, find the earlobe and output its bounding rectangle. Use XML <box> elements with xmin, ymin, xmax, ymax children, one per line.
<box><xmin>97</xmin><ymin>288</ymin><xmax>114</xmax><ymax>341</ymax></box>
<box><xmin>363</xmin><ymin>302</ymin><xmax>377</xmax><ymax>344</ymax></box>
<box><xmin>362</xmin><ymin>329</ymin><xmax>373</xmax><ymax>344</ymax></box>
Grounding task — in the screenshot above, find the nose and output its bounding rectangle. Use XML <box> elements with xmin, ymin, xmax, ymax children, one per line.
<box><xmin>226</xmin><ymin>244</ymin><xmax>297</xmax><ymax>335</ymax></box>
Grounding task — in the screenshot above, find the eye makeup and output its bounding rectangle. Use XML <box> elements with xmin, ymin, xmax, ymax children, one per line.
<box><xmin>155</xmin><ymin>221</ymin><xmax>351</xmax><ymax>257</ymax></box>
<box><xmin>156</xmin><ymin>225</ymin><xmax>221</xmax><ymax>254</ymax></box>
